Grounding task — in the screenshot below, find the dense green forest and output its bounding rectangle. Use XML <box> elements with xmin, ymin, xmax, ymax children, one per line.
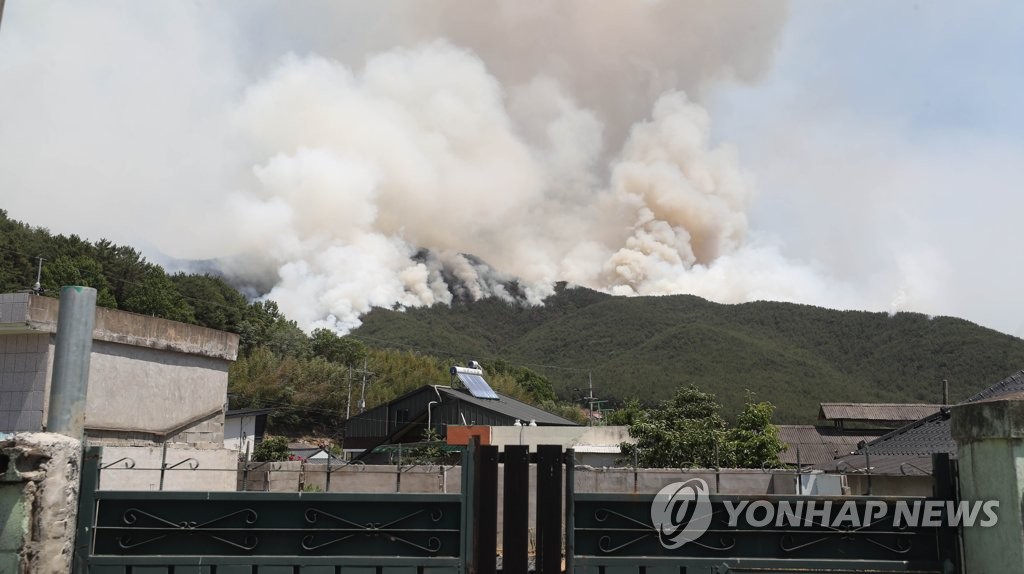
<box><xmin>353</xmin><ymin>284</ymin><xmax>1024</xmax><ymax>422</ymax></box>
<box><xmin>6</xmin><ymin>208</ymin><xmax>1024</xmax><ymax>427</ymax></box>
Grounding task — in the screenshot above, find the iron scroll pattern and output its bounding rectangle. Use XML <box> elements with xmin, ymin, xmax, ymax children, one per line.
<box><xmin>91</xmin><ymin>494</ymin><xmax>461</xmax><ymax>557</ymax></box>
<box><xmin>572</xmin><ymin>495</ymin><xmax>944</xmax><ymax>563</ymax></box>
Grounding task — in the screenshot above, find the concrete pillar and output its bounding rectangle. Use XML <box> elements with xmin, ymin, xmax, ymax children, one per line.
<box><xmin>950</xmin><ymin>396</ymin><xmax>1024</xmax><ymax>573</ymax></box>
<box><xmin>47</xmin><ymin>286</ymin><xmax>96</xmax><ymax>439</ymax></box>
<box><xmin>0</xmin><ymin>433</ymin><xmax>82</xmax><ymax>573</ymax></box>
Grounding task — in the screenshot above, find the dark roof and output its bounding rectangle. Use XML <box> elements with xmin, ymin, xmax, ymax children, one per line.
<box><xmin>777</xmin><ymin>425</ymin><xmax>887</xmax><ymax>466</ymax></box>
<box><xmin>816</xmin><ymin>452</ymin><xmax>935</xmax><ymax>476</ymax></box>
<box><xmin>436</xmin><ymin>387</ymin><xmax>578</xmax><ymax>426</ymax></box>
<box><xmin>226</xmin><ymin>408</ymin><xmax>273</xmax><ymax>417</ymax></box>
<box><xmin>818</xmin><ymin>403</ymin><xmax>941</xmax><ymax>422</ymax></box>
<box><xmin>965</xmin><ymin>369</ymin><xmax>1024</xmax><ymax>402</ymax></box>
<box><xmin>852</xmin><ymin>369</ymin><xmax>1024</xmax><ymax>460</ymax></box>
<box><xmin>855</xmin><ymin>410</ymin><xmax>955</xmax><ymax>457</ymax></box>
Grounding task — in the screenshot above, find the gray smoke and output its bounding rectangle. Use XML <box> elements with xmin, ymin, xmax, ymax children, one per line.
<box><xmin>4</xmin><ymin>1</ymin><xmax>867</xmax><ymax>334</ymax></box>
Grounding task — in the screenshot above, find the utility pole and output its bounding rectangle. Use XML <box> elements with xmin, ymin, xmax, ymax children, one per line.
<box><xmin>33</xmin><ymin>257</ymin><xmax>44</xmax><ymax>294</ymax></box>
<box><xmin>352</xmin><ymin>358</ymin><xmax>374</xmax><ymax>414</ymax></box>
<box><xmin>0</xmin><ymin>0</ymin><xmax>6</xmax><ymax>32</ymax></box>
<box><xmin>585</xmin><ymin>372</ymin><xmax>598</xmax><ymax>425</ymax></box>
<box><xmin>346</xmin><ymin>365</ymin><xmax>353</xmax><ymax>419</ymax></box>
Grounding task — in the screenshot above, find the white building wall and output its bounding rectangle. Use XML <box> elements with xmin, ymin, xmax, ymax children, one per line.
<box><xmin>224</xmin><ymin>415</ymin><xmax>258</xmax><ymax>457</ymax></box>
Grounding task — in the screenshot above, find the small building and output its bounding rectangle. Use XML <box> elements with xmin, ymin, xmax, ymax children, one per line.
<box><xmin>343</xmin><ymin>365</ymin><xmax>579</xmax><ymax>456</ymax></box>
<box><xmin>0</xmin><ymin>292</ymin><xmax>238</xmax><ymax>449</ymax></box>
<box><xmin>817</xmin><ymin>402</ymin><xmax>942</xmax><ymax>429</ymax></box>
<box><xmin>814</xmin><ymin>369</ymin><xmax>1024</xmax><ymax>496</ymax></box>
<box><xmin>224</xmin><ymin>408</ymin><xmax>271</xmax><ymax>458</ymax></box>
<box><xmin>776</xmin><ymin>425</ymin><xmax>887</xmax><ymax>469</ymax></box>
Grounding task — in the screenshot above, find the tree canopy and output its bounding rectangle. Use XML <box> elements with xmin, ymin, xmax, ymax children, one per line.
<box><xmin>619</xmin><ymin>385</ymin><xmax>785</xmax><ymax>469</ymax></box>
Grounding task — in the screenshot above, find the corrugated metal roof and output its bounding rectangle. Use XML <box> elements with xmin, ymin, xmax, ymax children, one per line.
<box><xmin>818</xmin><ymin>403</ymin><xmax>942</xmax><ymax>422</ymax></box>
<box><xmin>777</xmin><ymin>425</ymin><xmax>886</xmax><ymax>466</ymax></box>
<box><xmin>437</xmin><ymin>387</ymin><xmax>578</xmax><ymax>426</ymax></box>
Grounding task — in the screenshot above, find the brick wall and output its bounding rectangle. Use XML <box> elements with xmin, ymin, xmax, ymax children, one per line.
<box><xmin>0</xmin><ymin>334</ymin><xmax>51</xmax><ymax>432</ymax></box>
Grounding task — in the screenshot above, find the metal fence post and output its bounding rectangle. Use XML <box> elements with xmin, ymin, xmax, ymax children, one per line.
<box><xmin>535</xmin><ymin>445</ymin><xmax>562</xmax><ymax>574</ymax></box>
<box><xmin>564</xmin><ymin>448</ymin><xmax>576</xmax><ymax>574</ymax></box>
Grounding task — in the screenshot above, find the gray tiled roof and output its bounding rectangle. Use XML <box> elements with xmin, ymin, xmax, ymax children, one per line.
<box><xmin>777</xmin><ymin>425</ymin><xmax>886</xmax><ymax>466</ymax></box>
<box><xmin>436</xmin><ymin>387</ymin><xmax>578</xmax><ymax>426</ymax></box>
<box><xmin>817</xmin><ymin>452</ymin><xmax>935</xmax><ymax>476</ymax></box>
<box><xmin>854</xmin><ymin>369</ymin><xmax>1024</xmax><ymax>459</ymax></box>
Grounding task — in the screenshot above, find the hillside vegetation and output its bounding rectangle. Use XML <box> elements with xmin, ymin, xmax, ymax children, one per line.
<box><xmin>6</xmin><ymin>209</ymin><xmax>1023</xmax><ymax>426</ymax></box>
<box><xmin>353</xmin><ymin>283</ymin><xmax>1024</xmax><ymax>422</ymax></box>
<box><xmin>0</xmin><ymin>210</ymin><xmax>582</xmax><ymax>435</ymax></box>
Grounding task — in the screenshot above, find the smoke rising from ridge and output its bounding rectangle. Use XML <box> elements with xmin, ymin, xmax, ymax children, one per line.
<box><xmin>2</xmin><ymin>0</ymin><xmax>883</xmax><ymax>333</ymax></box>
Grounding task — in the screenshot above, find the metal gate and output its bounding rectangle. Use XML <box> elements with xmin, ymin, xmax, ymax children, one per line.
<box><xmin>564</xmin><ymin>452</ymin><xmax>963</xmax><ymax>574</ymax></box>
<box><xmin>74</xmin><ymin>446</ymin><xmax>471</xmax><ymax>573</ymax></box>
<box><xmin>75</xmin><ymin>444</ymin><xmax>963</xmax><ymax>574</ymax></box>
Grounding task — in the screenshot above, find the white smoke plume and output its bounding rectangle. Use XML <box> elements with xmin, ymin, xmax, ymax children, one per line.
<box><xmin>5</xmin><ymin>1</ymin><xmax>880</xmax><ymax>334</ymax></box>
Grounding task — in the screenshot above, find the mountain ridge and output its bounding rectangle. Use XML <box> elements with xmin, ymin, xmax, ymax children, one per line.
<box><xmin>353</xmin><ymin>284</ymin><xmax>1024</xmax><ymax>423</ymax></box>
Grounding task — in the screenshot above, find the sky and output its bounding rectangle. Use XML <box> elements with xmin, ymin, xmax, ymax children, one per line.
<box><xmin>1</xmin><ymin>1</ymin><xmax>1022</xmax><ymax>337</ymax></box>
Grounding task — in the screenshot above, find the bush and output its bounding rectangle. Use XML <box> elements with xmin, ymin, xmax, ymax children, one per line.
<box><xmin>253</xmin><ymin>436</ymin><xmax>290</xmax><ymax>462</ymax></box>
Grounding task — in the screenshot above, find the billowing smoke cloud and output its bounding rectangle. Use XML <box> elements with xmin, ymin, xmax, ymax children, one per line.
<box><xmin>215</xmin><ymin>41</ymin><xmax>819</xmax><ymax>332</ymax></box>
<box><xmin>6</xmin><ymin>0</ymin><xmax>886</xmax><ymax>334</ymax></box>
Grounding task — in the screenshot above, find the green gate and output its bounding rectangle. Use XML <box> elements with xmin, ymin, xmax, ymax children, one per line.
<box><xmin>565</xmin><ymin>452</ymin><xmax>962</xmax><ymax>574</ymax></box>
<box><xmin>74</xmin><ymin>447</ymin><xmax>471</xmax><ymax>573</ymax></box>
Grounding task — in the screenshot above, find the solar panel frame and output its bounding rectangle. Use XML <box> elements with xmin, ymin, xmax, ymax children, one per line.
<box><xmin>457</xmin><ymin>372</ymin><xmax>500</xmax><ymax>400</ymax></box>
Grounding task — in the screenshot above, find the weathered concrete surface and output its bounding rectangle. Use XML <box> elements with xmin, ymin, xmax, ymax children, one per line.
<box><xmin>84</xmin><ymin>341</ymin><xmax>228</xmax><ymax>436</ymax></box>
<box><xmin>951</xmin><ymin>397</ymin><xmax>1024</xmax><ymax>574</ymax></box>
<box><xmin>0</xmin><ymin>432</ymin><xmax>81</xmax><ymax>574</ymax></box>
<box><xmin>12</xmin><ymin>294</ymin><xmax>238</xmax><ymax>360</ymax></box>
<box><xmin>2</xmin><ymin>294</ymin><xmax>236</xmax><ymax>444</ymax></box>
<box><xmin>98</xmin><ymin>446</ymin><xmax>236</xmax><ymax>491</ymax></box>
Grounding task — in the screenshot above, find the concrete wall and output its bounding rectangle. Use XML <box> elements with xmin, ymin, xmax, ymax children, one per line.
<box><xmin>488</xmin><ymin>425</ymin><xmax>633</xmax><ymax>452</ymax></box>
<box><xmin>84</xmin><ymin>340</ymin><xmax>228</xmax><ymax>440</ymax></box>
<box><xmin>0</xmin><ymin>294</ymin><xmax>238</xmax><ymax>448</ymax></box>
<box><xmin>951</xmin><ymin>396</ymin><xmax>1024</xmax><ymax>574</ymax></box>
<box><xmin>97</xmin><ymin>445</ymin><xmax>237</xmax><ymax>491</ymax></box>
<box><xmin>0</xmin><ymin>333</ymin><xmax>49</xmax><ymax>432</ymax></box>
<box><xmin>844</xmin><ymin>474</ymin><xmax>933</xmax><ymax>497</ymax></box>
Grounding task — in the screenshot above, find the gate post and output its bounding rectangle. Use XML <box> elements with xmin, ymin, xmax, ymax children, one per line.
<box><xmin>564</xmin><ymin>448</ymin><xmax>575</xmax><ymax>574</ymax></box>
<box><xmin>73</xmin><ymin>446</ymin><xmax>102</xmax><ymax>574</ymax></box>
<box><xmin>473</xmin><ymin>445</ymin><xmax>498</xmax><ymax>574</ymax></box>
<box><xmin>536</xmin><ymin>445</ymin><xmax>562</xmax><ymax>574</ymax></box>
<box><xmin>502</xmin><ymin>445</ymin><xmax>529</xmax><ymax>574</ymax></box>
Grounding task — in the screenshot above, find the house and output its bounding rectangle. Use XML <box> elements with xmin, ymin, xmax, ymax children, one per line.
<box><xmin>776</xmin><ymin>425</ymin><xmax>887</xmax><ymax>468</ymax></box>
<box><xmin>343</xmin><ymin>364</ymin><xmax>579</xmax><ymax>456</ymax></box>
<box><xmin>817</xmin><ymin>402</ymin><xmax>942</xmax><ymax>429</ymax></box>
<box><xmin>224</xmin><ymin>408</ymin><xmax>271</xmax><ymax>458</ymax></box>
<box><xmin>777</xmin><ymin>401</ymin><xmax>945</xmax><ymax>469</ymax></box>
<box><xmin>0</xmin><ymin>292</ymin><xmax>238</xmax><ymax>449</ymax></box>
<box><xmin>814</xmin><ymin>369</ymin><xmax>1024</xmax><ymax>495</ymax></box>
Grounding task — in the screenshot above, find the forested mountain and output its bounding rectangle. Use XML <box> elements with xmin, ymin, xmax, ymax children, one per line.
<box><xmin>6</xmin><ymin>209</ymin><xmax>1023</xmax><ymax>427</ymax></box>
<box><xmin>353</xmin><ymin>283</ymin><xmax>1024</xmax><ymax>423</ymax></box>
